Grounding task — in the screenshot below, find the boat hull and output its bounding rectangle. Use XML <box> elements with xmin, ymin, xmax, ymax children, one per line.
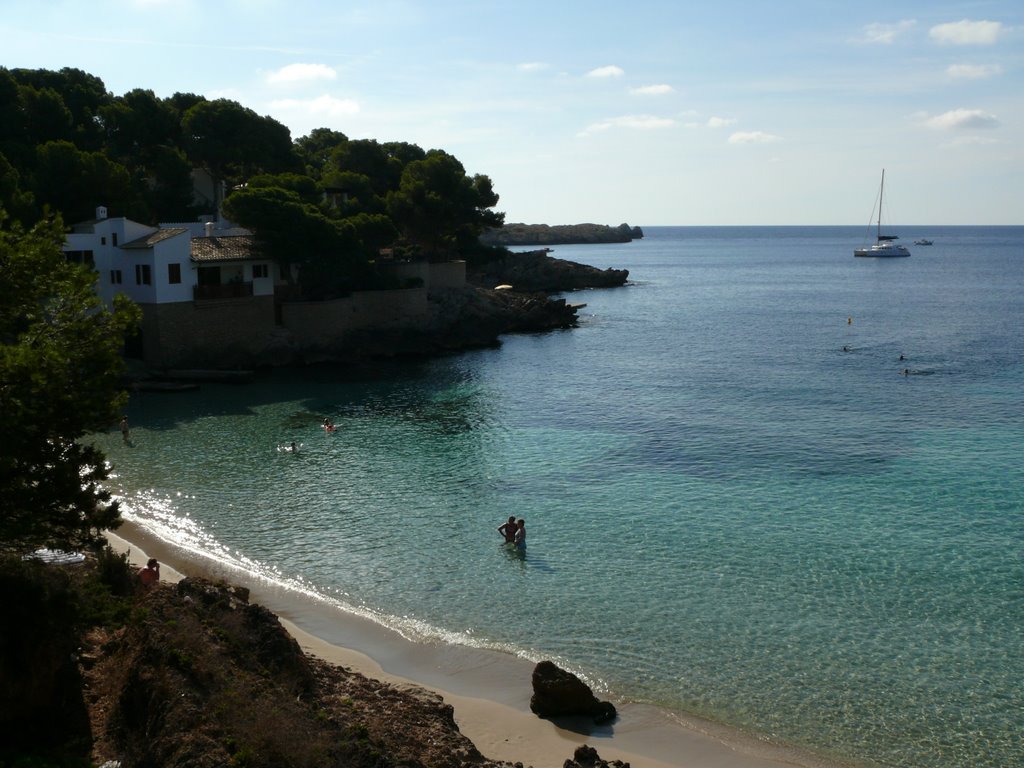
<box><xmin>854</xmin><ymin>243</ymin><xmax>911</xmax><ymax>257</ymax></box>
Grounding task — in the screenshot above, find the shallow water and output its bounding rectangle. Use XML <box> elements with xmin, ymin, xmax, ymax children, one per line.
<box><xmin>95</xmin><ymin>226</ymin><xmax>1024</xmax><ymax>767</ymax></box>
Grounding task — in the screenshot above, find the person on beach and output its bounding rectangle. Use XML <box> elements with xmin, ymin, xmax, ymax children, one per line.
<box><xmin>498</xmin><ymin>515</ymin><xmax>517</xmax><ymax>544</ymax></box>
<box><xmin>514</xmin><ymin>519</ymin><xmax>526</xmax><ymax>551</ymax></box>
<box><xmin>138</xmin><ymin>558</ymin><xmax>159</xmax><ymax>588</ymax></box>
<box><xmin>120</xmin><ymin>415</ymin><xmax>130</xmax><ymax>444</ymax></box>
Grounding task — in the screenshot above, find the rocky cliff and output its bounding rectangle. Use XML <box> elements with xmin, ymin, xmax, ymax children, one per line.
<box><xmin>480</xmin><ymin>223</ymin><xmax>643</xmax><ymax>246</ymax></box>
<box><xmin>0</xmin><ymin>558</ymin><xmax>630</xmax><ymax>768</ymax></box>
<box><xmin>83</xmin><ymin>578</ymin><xmax>518</xmax><ymax>768</ymax></box>
<box><xmin>319</xmin><ymin>285</ymin><xmax>581</xmax><ymax>361</ymax></box>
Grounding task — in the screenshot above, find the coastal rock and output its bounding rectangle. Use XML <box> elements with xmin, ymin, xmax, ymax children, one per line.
<box><xmin>563</xmin><ymin>745</ymin><xmax>630</xmax><ymax>768</ymax></box>
<box><xmin>529</xmin><ymin>661</ymin><xmax>617</xmax><ymax>725</ymax></box>
<box><xmin>330</xmin><ymin>286</ymin><xmax>579</xmax><ymax>360</ymax></box>
<box><xmin>468</xmin><ymin>250</ymin><xmax>628</xmax><ymax>293</ymax></box>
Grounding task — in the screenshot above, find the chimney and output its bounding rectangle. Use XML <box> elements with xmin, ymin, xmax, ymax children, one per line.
<box><xmin>96</xmin><ymin>205</ymin><xmax>108</xmax><ymax>220</ymax></box>
<box><xmin>204</xmin><ymin>221</ymin><xmax>214</xmax><ymax>238</ymax></box>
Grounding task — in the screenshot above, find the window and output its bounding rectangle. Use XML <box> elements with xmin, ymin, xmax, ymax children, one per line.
<box><xmin>65</xmin><ymin>250</ymin><xmax>95</xmax><ymax>267</ymax></box>
<box><xmin>252</xmin><ymin>264</ymin><xmax>269</xmax><ymax>279</ymax></box>
<box><xmin>101</xmin><ymin>237</ymin><xmax>106</xmax><ymax>245</ymax></box>
<box><xmin>112</xmin><ymin>233</ymin><xmax>118</xmax><ymax>246</ymax></box>
<box><xmin>110</xmin><ymin>269</ymin><xmax>122</xmax><ymax>285</ymax></box>
<box><xmin>135</xmin><ymin>264</ymin><xmax>152</xmax><ymax>285</ymax></box>
<box><xmin>168</xmin><ymin>263</ymin><xmax>182</xmax><ymax>284</ymax></box>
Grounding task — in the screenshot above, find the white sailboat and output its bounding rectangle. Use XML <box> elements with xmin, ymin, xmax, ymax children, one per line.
<box><xmin>854</xmin><ymin>169</ymin><xmax>910</xmax><ymax>257</ymax></box>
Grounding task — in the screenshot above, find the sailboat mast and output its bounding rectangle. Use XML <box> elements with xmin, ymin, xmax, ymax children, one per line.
<box><xmin>878</xmin><ymin>169</ymin><xmax>885</xmax><ymax>240</ymax></box>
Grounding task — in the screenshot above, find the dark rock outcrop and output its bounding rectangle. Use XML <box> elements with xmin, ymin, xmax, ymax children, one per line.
<box><xmin>328</xmin><ymin>286</ymin><xmax>579</xmax><ymax>361</ymax></box>
<box><xmin>468</xmin><ymin>250</ymin><xmax>628</xmax><ymax>293</ymax></box>
<box><xmin>564</xmin><ymin>744</ymin><xmax>630</xmax><ymax>768</ymax></box>
<box><xmin>480</xmin><ymin>223</ymin><xmax>643</xmax><ymax>246</ymax></box>
<box><xmin>530</xmin><ymin>660</ymin><xmax>617</xmax><ymax>725</ymax></box>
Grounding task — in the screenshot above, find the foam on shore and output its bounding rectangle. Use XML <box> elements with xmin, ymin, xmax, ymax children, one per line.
<box><xmin>106</xmin><ymin>523</ymin><xmax>840</xmax><ymax>768</ymax></box>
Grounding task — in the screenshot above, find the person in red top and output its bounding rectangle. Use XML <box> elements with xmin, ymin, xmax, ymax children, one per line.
<box><xmin>138</xmin><ymin>558</ymin><xmax>160</xmax><ymax>588</ymax></box>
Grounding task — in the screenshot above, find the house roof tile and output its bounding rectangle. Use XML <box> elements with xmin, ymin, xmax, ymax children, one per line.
<box><xmin>121</xmin><ymin>228</ymin><xmax>189</xmax><ymax>249</ymax></box>
<box><xmin>191</xmin><ymin>235</ymin><xmax>261</xmax><ymax>263</ymax></box>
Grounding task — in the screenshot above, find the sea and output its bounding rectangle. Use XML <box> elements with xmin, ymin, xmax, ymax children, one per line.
<box><xmin>91</xmin><ymin>226</ymin><xmax>1023</xmax><ymax>768</ymax></box>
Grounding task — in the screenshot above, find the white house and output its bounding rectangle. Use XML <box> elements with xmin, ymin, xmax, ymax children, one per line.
<box><xmin>64</xmin><ymin>206</ymin><xmax>279</xmax><ymax>367</ymax></box>
<box><xmin>64</xmin><ymin>206</ymin><xmax>465</xmax><ymax>369</ymax></box>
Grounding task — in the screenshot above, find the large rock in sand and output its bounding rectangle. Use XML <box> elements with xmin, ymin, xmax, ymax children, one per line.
<box><xmin>530</xmin><ymin>660</ymin><xmax>617</xmax><ymax>724</ymax></box>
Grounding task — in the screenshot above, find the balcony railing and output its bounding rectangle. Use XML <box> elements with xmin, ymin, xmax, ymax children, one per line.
<box><xmin>194</xmin><ymin>281</ymin><xmax>253</xmax><ymax>301</ymax></box>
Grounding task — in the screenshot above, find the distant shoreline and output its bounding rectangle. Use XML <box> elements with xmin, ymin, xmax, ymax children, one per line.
<box><xmin>482</xmin><ymin>222</ymin><xmax>644</xmax><ymax>246</ymax></box>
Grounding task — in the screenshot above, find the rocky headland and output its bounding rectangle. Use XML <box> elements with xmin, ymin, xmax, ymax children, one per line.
<box><xmin>310</xmin><ymin>285</ymin><xmax>580</xmax><ymax>362</ymax></box>
<box><xmin>376</xmin><ymin>249</ymin><xmax>630</xmax><ymax>356</ymax></box>
<box><xmin>468</xmin><ymin>249</ymin><xmax>629</xmax><ymax>294</ymax></box>
<box><xmin>479</xmin><ymin>223</ymin><xmax>643</xmax><ymax>246</ymax></box>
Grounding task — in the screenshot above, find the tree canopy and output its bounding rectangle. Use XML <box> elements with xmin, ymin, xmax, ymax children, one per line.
<box><xmin>0</xmin><ymin>214</ymin><xmax>140</xmax><ymax>553</ymax></box>
<box><xmin>0</xmin><ymin>65</ymin><xmax>507</xmax><ymax>290</ymax></box>
<box><xmin>0</xmin><ymin>67</ymin><xmax>302</xmax><ymax>225</ymax></box>
<box><xmin>387</xmin><ymin>150</ymin><xmax>503</xmax><ymax>258</ymax></box>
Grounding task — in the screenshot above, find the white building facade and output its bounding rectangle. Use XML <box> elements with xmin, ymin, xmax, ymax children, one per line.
<box><xmin>63</xmin><ymin>206</ymin><xmax>464</xmax><ymax>370</ymax></box>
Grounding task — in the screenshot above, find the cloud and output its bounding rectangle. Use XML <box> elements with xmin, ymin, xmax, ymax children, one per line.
<box><xmin>946</xmin><ymin>63</ymin><xmax>1002</xmax><ymax>79</ymax></box>
<box><xmin>728</xmin><ymin>131</ymin><xmax>781</xmax><ymax>144</ymax></box>
<box><xmin>930</xmin><ymin>19</ymin><xmax>1004</xmax><ymax>45</ymax></box>
<box><xmin>706</xmin><ymin>116</ymin><xmax>737</xmax><ymax>129</ymax></box>
<box><xmin>517</xmin><ymin>62</ymin><xmax>549</xmax><ymax>72</ymax></box>
<box><xmin>925</xmin><ymin>108</ymin><xmax>999</xmax><ymax>130</ymax></box>
<box><xmin>857</xmin><ymin>20</ymin><xmax>916</xmax><ymax>44</ymax></box>
<box><xmin>267</xmin><ymin>63</ymin><xmax>337</xmax><ymax>85</ymax></box>
<box><xmin>270</xmin><ymin>95</ymin><xmax>360</xmax><ymax>117</ymax></box>
<box><xmin>630</xmin><ymin>84</ymin><xmax>674</xmax><ymax>95</ymax></box>
<box><xmin>578</xmin><ymin>114</ymin><xmax>675</xmax><ymax>137</ymax></box>
<box><xmin>944</xmin><ymin>135</ymin><xmax>1000</xmax><ymax>147</ymax></box>
<box><xmin>586</xmin><ymin>65</ymin><xmax>625</xmax><ymax>78</ymax></box>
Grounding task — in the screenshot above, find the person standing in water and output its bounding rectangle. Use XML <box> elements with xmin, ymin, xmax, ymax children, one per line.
<box><xmin>498</xmin><ymin>515</ymin><xmax>517</xmax><ymax>544</ymax></box>
<box><xmin>514</xmin><ymin>519</ymin><xmax>526</xmax><ymax>551</ymax></box>
<box><xmin>119</xmin><ymin>415</ymin><xmax>130</xmax><ymax>444</ymax></box>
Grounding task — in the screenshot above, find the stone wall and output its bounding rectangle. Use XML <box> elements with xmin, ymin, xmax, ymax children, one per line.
<box><xmin>136</xmin><ymin>262</ymin><xmax>462</xmax><ymax>369</ymax></box>
<box><xmin>281</xmin><ymin>288</ymin><xmax>429</xmax><ymax>351</ymax></box>
<box><xmin>426</xmin><ymin>260</ymin><xmax>466</xmax><ymax>291</ymax></box>
<box><xmin>141</xmin><ymin>295</ymin><xmax>279</xmax><ymax>369</ymax></box>
<box><xmin>384</xmin><ymin>259</ymin><xmax>466</xmax><ymax>292</ymax></box>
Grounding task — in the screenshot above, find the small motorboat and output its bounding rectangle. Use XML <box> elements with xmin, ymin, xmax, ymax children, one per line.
<box><xmin>914</xmin><ymin>239</ymin><xmax>933</xmax><ymax>246</ymax></box>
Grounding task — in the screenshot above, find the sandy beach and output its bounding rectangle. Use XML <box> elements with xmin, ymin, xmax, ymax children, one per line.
<box><xmin>106</xmin><ymin>522</ymin><xmax>834</xmax><ymax>768</ymax></box>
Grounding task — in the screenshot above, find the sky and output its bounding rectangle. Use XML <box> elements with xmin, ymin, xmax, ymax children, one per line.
<box><xmin>3</xmin><ymin>0</ymin><xmax>1022</xmax><ymax>225</ymax></box>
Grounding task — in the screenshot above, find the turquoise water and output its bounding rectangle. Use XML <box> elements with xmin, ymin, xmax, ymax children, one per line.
<box><xmin>95</xmin><ymin>227</ymin><xmax>1024</xmax><ymax>768</ymax></box>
